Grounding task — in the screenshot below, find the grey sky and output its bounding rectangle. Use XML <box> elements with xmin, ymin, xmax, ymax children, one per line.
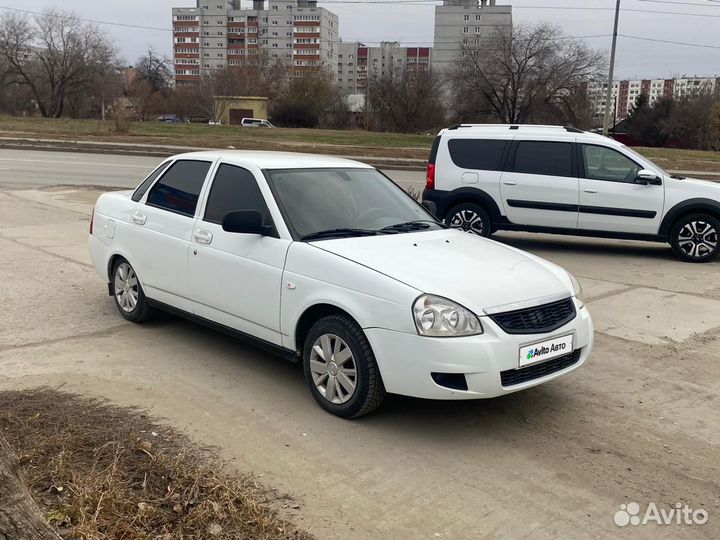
<box><xmin>1</xmin><ymin>0</ymin><xmax>718</xmax><ymax>79</ymax></box>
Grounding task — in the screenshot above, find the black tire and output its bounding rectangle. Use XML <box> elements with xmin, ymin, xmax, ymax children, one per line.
<box><xmin>302</xmin><ymin>315</ymin><xmax>385</xmax><ymax>418</ymax></box>
<box><xmin>445</xmin><ymin>203</ymin><xmax>492</xmax><ymax>237</ymax></box>
<box><xmin>111</xmin><ymin>258</ymin><xmax>154</xmax><ymax>322</ymax></box>
<box><xmin>670</xmin><ymin>213</ymin><xmax>720</xmax><ymax>263</ymax></box>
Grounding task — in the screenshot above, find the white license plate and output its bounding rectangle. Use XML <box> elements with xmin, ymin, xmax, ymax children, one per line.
<box><xmin>519</xmin><ymin>334</ymin><xmax>574</xmax><ymax>368</ymax></box>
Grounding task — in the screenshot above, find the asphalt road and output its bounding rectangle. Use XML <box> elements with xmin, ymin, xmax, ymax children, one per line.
<box><xmin>1</xmin><ymin>151</ymin><xmax>720</xmax><ymax>539</ymax></box>
<box><xmin>0</xmin><ymin>149</ymin><xmax>425</xmax><ymax>191</ymax></box>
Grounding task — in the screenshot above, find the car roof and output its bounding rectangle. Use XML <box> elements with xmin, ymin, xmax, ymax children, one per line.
<box><xmin>169</xmin><ymin>150</ymin><xmax>374</xmax><ymax>170</ymax></box>
<box><xmin>438</xmin><ymin>124</ymin><xmax>625</xmax><ymax>148</ymax></box>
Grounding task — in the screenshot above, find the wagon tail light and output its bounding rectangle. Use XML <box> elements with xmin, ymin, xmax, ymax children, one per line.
<box><xmin>426</xmin><ymin>163</ymin><xmax>436</xmax><ymax>191</ymax></box>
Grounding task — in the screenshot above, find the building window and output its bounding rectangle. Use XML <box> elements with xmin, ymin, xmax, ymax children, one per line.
<box><xmin>463</xmin><ymin>26</ymin><xmax>469</xmax><ymax>34</ymax></box>
<box><xmin>464</xmin><ymin>14</ymin><xmax>469</xmax><ymax>21</ymax></box>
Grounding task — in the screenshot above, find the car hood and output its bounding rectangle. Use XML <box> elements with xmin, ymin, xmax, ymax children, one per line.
<box><xmin>310</xmin><ymin>229</ymin><xmax>574</xmax><ymax>314</ymax></box>
<box><xmin>677</xmin><ymin>177</ymin><xmax>720</xmax><ymax>192</ymax></box>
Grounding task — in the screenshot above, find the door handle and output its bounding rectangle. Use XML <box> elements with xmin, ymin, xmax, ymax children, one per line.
<box><xmin>503</xmin><ymin>181</ymin><xmax>517</xmax><ymax>186</ymax></box>
<box><xmin>131</xmin><ymin>211</ymin><xmax>147</xmax><ymax>225</ymax></box>
<box><xmin>194</xmin><ymin>229</ymin><xmax>213</xmax><ymax>245</ymax></box>
<box><xmin>584</xmin><ymin>189</ymin><xmax>598</xmax><ymax>194</ymax></box>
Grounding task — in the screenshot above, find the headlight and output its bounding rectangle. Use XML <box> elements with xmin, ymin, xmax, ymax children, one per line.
<box><xmin>412</xmin><ymin>294</ymin><xmax>483</xmax><ymax>337</ymax></box>
<box><xmin>568</xmin><ymin>272</ymin><xmax>584</xmax><ymax>305</ymax></box>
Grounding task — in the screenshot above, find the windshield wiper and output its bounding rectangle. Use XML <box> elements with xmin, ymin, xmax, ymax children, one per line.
<box><xmin>301</xmin><ymin>228</ymin><xmax>380</xmax><ymax>241</ymax></box>
<box><xmin>671</xmin><ymin>174</ymin><xmax>686</xmax><ymax>180</ymax></box>
<box><xmin>381</xmin><ymin>220</ymin><xmax>444</xmax><ymax>232</ymax></box>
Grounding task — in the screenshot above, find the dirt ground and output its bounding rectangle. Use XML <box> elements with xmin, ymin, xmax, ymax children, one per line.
<box><xmin>1</xmin><ymin>185</ymin><xmax>719</xmax><ymax>539</ymax></box>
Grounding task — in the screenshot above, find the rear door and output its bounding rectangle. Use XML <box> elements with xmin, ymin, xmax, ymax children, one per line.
<box><xmin>500</xmin><ymin>139</ymin><xmax>579</xmax><ymax>229</ymax></box>
<box><xmin>125</xmin><ymin>159</ymin><xmax>213</xmax><ymax>312</ymax></box>
<box><xmin>577</xmin><ymin>143</ymin><xmax>664</xmax><ymax>234</ymax></box>
<box><xmin>188</xmin><ymin>163</ymin><xmax>291</xmax><ymax>345</ymax></box>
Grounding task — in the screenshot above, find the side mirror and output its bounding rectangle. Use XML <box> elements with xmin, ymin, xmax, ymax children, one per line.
<box><xmin>635</xmin><ymin>170</ymin><xmax>662</xmax><ymax>186</ymax></box>
<box><xmin>222</xmin><ymin>210</ymin><xmax>267</xmax><ymax>235</ymax></box>
<box><xmin>422</xmin><ymin>200</ymin><xmax>438</xmax><ymax>216</ymax></box>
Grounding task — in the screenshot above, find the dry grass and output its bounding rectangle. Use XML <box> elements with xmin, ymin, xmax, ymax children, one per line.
<box><xmin>0</xmin><ymin>388</ymin><xmax>311</xmax><ymax>540</ymax></box>
<box><xmin>0</xmin><ymin>116</ymin><xmax>433</xmax><ymax>159</ymax></box>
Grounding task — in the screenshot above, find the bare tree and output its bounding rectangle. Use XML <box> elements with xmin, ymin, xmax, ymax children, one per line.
<box><xmin>135</xmin><ymin>47</ymin><xmax>173</xmax><ymax>93</ymax></box>
<box><xmin>0</xmin><ymin>10</ymin><xmax>117</xmax><ymax>118</ymax></box>
<box><xmin>368</xmin><ymin>67</ymin><xmax>446</xmax><ymax>132</ymax></box>
<box><xmin>451</xmin><ymin>23</ymin><xmax>605</xmax><ymax>125</ymax></box>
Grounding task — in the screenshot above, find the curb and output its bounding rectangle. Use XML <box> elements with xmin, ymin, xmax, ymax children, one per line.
<box><xmin>0</xmin><ymin>137</ymin><xmax>427</xmax><ymax>171</ymax></box>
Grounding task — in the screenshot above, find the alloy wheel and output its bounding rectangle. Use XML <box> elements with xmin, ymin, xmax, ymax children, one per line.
<box><xmin>677</xmin><ymin>220</ymin><xmax>718</xmax><ymax>259</ymax></box>
<box><xmin>449</xmin><ymin>209</ymin><xmax>484</xmax><ymax>235</ymax></box>
<box><xmin>309</xmin><ymin>334</ymin><xmax>358</xmax><ymax>404</ymax></box>
<box><xmin>114</xmin><ymin>262</ymin><xmax>139</xmax><ymax>313</ymax></box>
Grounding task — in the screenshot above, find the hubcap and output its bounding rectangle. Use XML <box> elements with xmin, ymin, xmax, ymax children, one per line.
<box><xmin>678</xmin><ymin>221</ymin><xmax>718</xmax><ymax>259</ymax></box>
<box><xmin>449</xmin><ymin>209</ymin><xmax>484</xmax><ymax>235</ymax></box>
<box><xmin>309</xmin><ymin>334</ymin><xmax>358</xmax><ymax>405</ymax></box>
<box><xmin>114</xmin><ymin>263</ymin><xmax>139</xmax><ymax>313</ymax></box>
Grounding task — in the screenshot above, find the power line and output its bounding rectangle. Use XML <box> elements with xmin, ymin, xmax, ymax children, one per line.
<box><xmin>620</xmin><ymin>33</ymin><xmax>720</xmax><ymax>49</ymax></box>
<box><xmin>635</xmin><ymin>0</ymin><xmax>720</xmax><ymax>6</ymax></box>
<box><xmin>0</xmin><ymin>5</ymin><xmax>171</xmax><ymax>32</ymax></box>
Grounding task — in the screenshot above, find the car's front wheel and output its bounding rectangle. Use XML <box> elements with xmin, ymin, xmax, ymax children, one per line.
<box><xmin>670</xmin><ymin>213</ymin><xmax>720</xmax><ymax>263</ymax></box>
<box><xmin>111</xmin><ymin>258</ymin><xmax>154</xmax><ymax>322</ymax></box>
<box><xmin>445</xmin><ymin>203</ymin><xmax>491</xmax><ymax>237</ymax></box>
<box><xmin>303</xmin><ymin>315</ymin><xmax>385</xmax><ymax>418</ymax></box>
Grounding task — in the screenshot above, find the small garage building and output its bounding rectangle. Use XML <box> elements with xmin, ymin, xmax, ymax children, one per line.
<box><xmin>214</xmin><ymin>96</ymin><xmax>269</xmax><ymax>125</ymax></box>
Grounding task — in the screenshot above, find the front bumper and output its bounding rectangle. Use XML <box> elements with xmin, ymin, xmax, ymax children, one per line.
<box><xmin>365</xmin><ymin>298</ymin><xmax>593</xmax><ymax>400</ymax></box>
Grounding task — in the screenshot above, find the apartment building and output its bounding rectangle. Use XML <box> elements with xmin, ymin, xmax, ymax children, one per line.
<box><xmin>587</xmin><ymin>76</ymin><xmax>720</xmax><ymax>120</ymax></box>
<box><xmin>172</xmin><ymin>0</ymin><xmax>339</xmax><ymax>85</ymax></box>
<box><xmin>433</xmin><ymin>0</ymin><xmax>512</xmax><ymax>76</ymax></box>
<box><xmin>337</xmin><ymin>41</ymin><xmax>432</xmax><ymax>95</ymax></box>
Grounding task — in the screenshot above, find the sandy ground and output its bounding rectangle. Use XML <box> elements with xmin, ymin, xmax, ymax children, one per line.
<box><xmin>1</xmin><ymin>182</ymin><xmax>719</xmax><ymax>539</ymax></box>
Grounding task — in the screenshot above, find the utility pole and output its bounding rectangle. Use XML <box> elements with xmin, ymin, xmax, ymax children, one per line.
<box><xmin>603</xmin><ymin>0</ymin><xmax>621</xmax><ymax>136</ymax></box>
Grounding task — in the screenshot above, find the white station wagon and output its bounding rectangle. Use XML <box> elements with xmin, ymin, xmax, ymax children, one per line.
<box><xmin>89</xmin><ymin>151</ymin><xmax>593</xmax><ymax>417</ymax></box>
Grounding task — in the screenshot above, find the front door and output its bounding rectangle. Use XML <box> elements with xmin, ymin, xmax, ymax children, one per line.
<box><xmin>188</xmin><ymin>163</ymin><xmax>290</xmax><ymax>346</ymax></box>
<box><xmin>577</xmin><ymin>144</ymin><xmax>665</xmax><ymax>235</ymax></box>
<box><xmin>500</xmin><ymin>140</ymin><xmax>580</xmax><ymax>229</ymax></box>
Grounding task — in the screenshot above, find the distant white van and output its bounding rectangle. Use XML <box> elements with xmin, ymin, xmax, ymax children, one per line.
<box><xmin>241</xmin><ymin>118</ymin><xmax>274</xmax><ymax>128</ymax></box>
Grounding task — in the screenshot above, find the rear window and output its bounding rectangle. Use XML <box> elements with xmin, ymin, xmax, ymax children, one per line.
<box><xmin>512</xmin><ymin>141</ymin><xmax>574</xmax><ymax>177</ymax></box>
<box><xmin>447</xmin><ymin>139</ymin><xmax>508</xmax><ymax>171</ymax></box>
<box><xmin>428</xmin><ymin>136</ymin><xmax>441</xmax><ymax>164</ymax></box>
<box><xmin>132</xmin><ymin>161</ymin><xmax>172</xmax><ymax>202</ymax></box>
<box><xmin>146</xmin><ymin>160</ymin><xmax>211</xmax><ymax>217</ymax></box>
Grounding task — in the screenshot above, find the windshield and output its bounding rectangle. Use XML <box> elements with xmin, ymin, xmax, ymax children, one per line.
<box><xmin>265</xmin><ymin>168</ymin><xmax>439</xmax><ymax>240</ymax></box>
<box><xmin>621</xmin><ymin>145</ymin><xmax>668</xmax><ymax>176</ymax></box>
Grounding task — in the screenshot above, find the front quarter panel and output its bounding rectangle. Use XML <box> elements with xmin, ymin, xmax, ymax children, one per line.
<box><xmin>281</xmin><ymin>242</ymin><xmax>420</xmax><ymax>351</ymax></box>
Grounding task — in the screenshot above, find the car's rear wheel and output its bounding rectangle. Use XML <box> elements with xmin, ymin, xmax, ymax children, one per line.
<box><xmin>670</xmin><ymin>213</ymin><xmax>720</xmax><ymax>263</ymax></box>
<box><xmin>445</xmin><ymin>203</ymin><xmax>491</xmax><ymax>237</ymax></box>
<box><xmin>303</xmin><ymin>315</ymin><xmax>385</xmax><ymax>418</ymax></box>
<box><xmin>111</xmin><ymin>258</ymin><xmax>154</xmax><ymax>322</ymax></box>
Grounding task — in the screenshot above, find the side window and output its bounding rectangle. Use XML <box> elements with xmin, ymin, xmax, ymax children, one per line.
<box><xmin>204</xmin><ymin>164</ymin><xmax>272</xmax><ymax>225</ymax></box>
<box><xmin>447</xmin><ymin>139</ymin><xmax>508</xmax><ymax>171</ymax></box>
<box><xmin>582</xmin><ymin>145</ymin><xmax>642</xmax><ymax>183</ymax></box>
<box><xmin>513</xmin><ymin>141</ymin><xmax>574</xmax><ymax>177</ymax></box>
<box><xmin>131</xmin><ymin>161</ymin><xmax>172</xmax><ymax>202</ymax></box>
<box><xmin>146</xmin><ymin>160</ymin><xmax>211</xmax><ymax>217</ymax></box>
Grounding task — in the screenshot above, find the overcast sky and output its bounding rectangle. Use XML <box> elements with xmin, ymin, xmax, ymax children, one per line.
<box><xmin>1</xmin><ymin>0</ymin><xmax>717</xmax><ymax>79</ymax></box>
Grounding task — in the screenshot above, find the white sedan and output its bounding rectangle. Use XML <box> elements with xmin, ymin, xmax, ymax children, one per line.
<box><xmin>89</xmin><ymin>151</ymin><xmax>593</xmax><ymax>417</ymax></box>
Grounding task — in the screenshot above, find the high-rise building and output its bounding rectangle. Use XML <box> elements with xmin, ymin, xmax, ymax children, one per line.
<box><xmin>172</xmin><ymin>0</ymin><xmax>339</xmax><ymax>85</ymax></box>
<box><xmin>337</xmin><ymin>41</ymin><xmax>432</xmax><ymax>95</ymax></box>
<box><xmin>433</xmin><ymin>0</ymin><xmax>512</xmax><ymax>77</ymax></box>
<box><xmin>586</xmin><ymin>76</ymin><xmax>720</xmax><ymax>121</ymax></box>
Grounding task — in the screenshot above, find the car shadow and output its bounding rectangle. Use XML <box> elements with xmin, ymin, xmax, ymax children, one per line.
<box><xmin>492</xmin><ymin>232</ymin><xmax>675</xmax><ymax>261</ymax></box>
<box><xmin>152</xmin><ymin>312</ymin><xmax>582</xmax><ymax>442</ymax></box>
